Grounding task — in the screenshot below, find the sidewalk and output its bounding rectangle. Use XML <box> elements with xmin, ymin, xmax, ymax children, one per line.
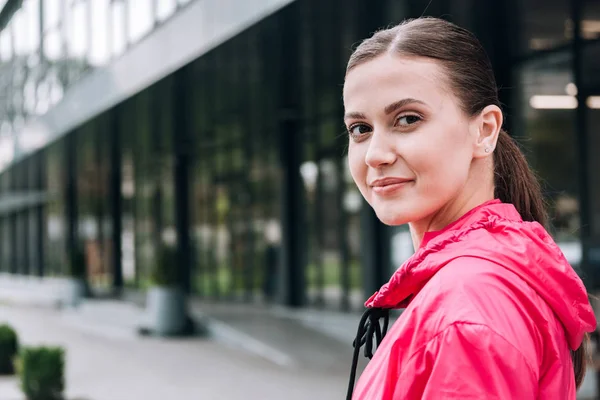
<box><xmin>0</xmin><ymin>274</ymin><xmax>365</xmax><ymax>370</ymax></box>
<box><xmin>0</xmin><ymin>273</ymin><xmax>65</xmax><ymax>308</ymax></box>
<box><xmin>0</xmin><ymin>274</ymin><xmax>597</xmax><ymax>399</ymax></box>
<box><xmin>0</xmin><ymin>304</ymin><xmax>351</xmax><ymax>400</ymax></box>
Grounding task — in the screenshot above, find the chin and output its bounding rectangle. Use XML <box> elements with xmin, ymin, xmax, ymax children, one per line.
<box><xmin>369</xmin><ymin>195</ymin><xmax>431</xmax><ymax>226</ymax></box>
<box><xmin>376</xmin><ymin>212</ymin><xmax>411</xmax><ymax>226</ymax></box>
<box><xmin>372</xmin><ymin>204</ymin><xmax>413</xmax><ymax>226</ymax></box>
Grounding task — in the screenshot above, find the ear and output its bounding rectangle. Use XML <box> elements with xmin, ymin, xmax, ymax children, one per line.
<box><xmin>472</xmin><ymin>105</ymin><xmax>502</xmax><ymax>159</ymax></box>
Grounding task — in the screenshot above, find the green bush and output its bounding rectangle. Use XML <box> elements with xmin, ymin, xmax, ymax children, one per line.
<box><xmin>18</xmin><ymin>346</ymin><xmax>65</xmax><ymax>400</ymax></box>
<box><xmin>150</xmin><ymin>244</ymin><xmax>179</xmax><ymax>287</ymax></box>
<box><xmin>0</xmin><ymin>323</ymin><xmax>18</xmax><ymax>374</ymax></box>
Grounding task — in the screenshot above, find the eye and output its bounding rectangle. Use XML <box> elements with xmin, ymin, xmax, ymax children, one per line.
<box><xmin>396</xmin><ymin>114</ymin><xmax>422</xmax><ymax>127</ymax></box>
<box><xmin>347</xmin><ymin>123</ymin><xmax>372</xmax><ymax>138</ymax></box>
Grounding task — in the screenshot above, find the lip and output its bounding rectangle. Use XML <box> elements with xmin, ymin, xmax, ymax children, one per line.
<box><xmin>369</xmin><ymin>177</ymin><xmax>413</xmax><ymax>195</ymax></box>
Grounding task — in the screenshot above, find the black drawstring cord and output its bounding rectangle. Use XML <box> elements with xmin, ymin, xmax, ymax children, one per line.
<box><xmin>346</xmin><ymin>307</ymin><xmax>390</xmax><ymax>400</ymax></box>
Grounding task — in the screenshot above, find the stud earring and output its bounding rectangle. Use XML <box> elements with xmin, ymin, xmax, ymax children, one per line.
<box><xmin>485</xmin><ymin>147</ymin><xmax>491</xmax><ymax>153</ymax></box>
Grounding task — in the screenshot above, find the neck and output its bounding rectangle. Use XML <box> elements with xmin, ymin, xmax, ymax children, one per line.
<box><xmin>409</xmin><ymin>189</ymin><xmax>494</xmax><ymax>250</ymax></box>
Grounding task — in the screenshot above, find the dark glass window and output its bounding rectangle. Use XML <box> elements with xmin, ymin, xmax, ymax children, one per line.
<box><xmin>45</xmin><ymin>140</ymin><xmax>67</xmax><ymax>276</ymax></box>
<box><xmin>516</xmin><ymin>0</ymin><xmax>572</xmax><ymax>53</ymax></box>
<box><xmin>515</xmin><ymin>52</ymin><xmax>580</xmax><ymax>244</ymax></box>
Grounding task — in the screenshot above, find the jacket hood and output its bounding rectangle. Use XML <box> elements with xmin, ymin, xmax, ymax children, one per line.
<box><xmin>365</xmin><ymin>199</ymin><xmax>597</xmax><ymax>350</ymax></box>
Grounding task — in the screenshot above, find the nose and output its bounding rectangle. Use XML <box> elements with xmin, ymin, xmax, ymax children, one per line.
<box><xmin>364</xmin><ymin>130</ymin><xmax>397</xmax><ymax>168</ymax></box>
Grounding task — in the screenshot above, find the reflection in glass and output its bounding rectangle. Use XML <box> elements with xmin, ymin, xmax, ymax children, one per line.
<box><xmin>516</xmin><ymin>52</ymin><xmax>580</xmax><ymax>244</ymax></box>
<box><xmin>189</xmin><ymin>36</ymin><xmax>284</xmax><ymax>301</ymax></box>
<box><xmin>45</xmin><ymin>141</ymin><xmax>67</xmax><ymax>276</ymax></box>
<box><xmin>584</xmin><ymin>35</ymin><xmax>600</xmax><ymax>240</ymax></box>
<box><xmin>588</xmin><ymin>108</ymin><xmax>600</xmax><ymax>238</ymax></box>
<box><xmin>132</xmin><ymin>90</ymin><xmax>157</xmax><ymax>289</ymax></box>
<box><xmin>584</xmin><ymin>0</ymin><xmax>600</xmax><ymax>40</ymax></box>
<box><xmin>1</xmin><ymin>173</ymin><xmax>12</xmax><ymax>273</ymax></box>
<box><xmin>304</xmin><ymin>121</ymin><xmax>363</xmax><ymax>310</ymax></box>
<box><xmin>583</xmin><ymin>43</ymin><xmax>600</xmax><ymax>90</ymax></box>
<box><xmin>517</xmin><ymin>0</ymin><xmax>571</xmax><ymax>52</ymax></box>
<box><xmin>1</xmin><ymin>216</ymin><xmax>11</xmax><ymax>273</ymax></box>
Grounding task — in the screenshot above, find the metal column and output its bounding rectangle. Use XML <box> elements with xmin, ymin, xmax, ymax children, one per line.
<box><xmin>66</xmin><ymin>133</ymin><xmax>79</xmax><ymax>278</ymax></box>
<box><xmin>277</xmin><ymin>4</ymin><xmax>306</xmax><ymax>307</ymax></box>
<box><xmin>110</xmin><ymin>109</ymin><xmax>124</xmax><ymax>292</ymax></box>
<box><xmin>571</xmin><ymin>0</ymin><xmax>594</xmax><ymax>286</ymax></box>
<box><xmin>173</xmin><ymin>66</ymin><xmax>193</xmax><ymax>294</ymax></box>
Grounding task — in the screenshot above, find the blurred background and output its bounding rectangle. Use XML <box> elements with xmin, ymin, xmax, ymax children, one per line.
<box><xmin>0</xmin><ymin>0</ymin><xmax>599</xmax><ymax>399</ymax></box>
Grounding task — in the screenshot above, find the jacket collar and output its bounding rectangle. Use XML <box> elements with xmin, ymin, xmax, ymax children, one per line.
<box><xmin>365</xmin><ymin>199</ymin><xmax>520</xmax><ymax>309</ymax></box>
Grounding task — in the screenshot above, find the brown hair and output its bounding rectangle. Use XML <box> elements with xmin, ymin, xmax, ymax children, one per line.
<box><xmin>346</xmin><ymin>17</ymin><xmax>588</xmax><ymax>388</ymax></box>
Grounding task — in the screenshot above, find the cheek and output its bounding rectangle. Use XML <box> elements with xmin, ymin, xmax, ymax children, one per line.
<box><xmin>347</xmin><ymin>144</ymin><xmax>368</xmax><ymax>189</ymax></box>
<box><xmin>415</xmin><ymin>137</ymin><xmax>472</xmax><ymax>191</ymax></box>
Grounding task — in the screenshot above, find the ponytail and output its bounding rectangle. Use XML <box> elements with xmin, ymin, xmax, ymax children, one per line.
<box><xmin>493</xmin><ymin>130</ymin><xmax>548</xmax><ymax>227</ymax></box>
<box><xmin>493</xmin><ymin>129</ymin><xmax>589</xmax><ymax>389</ymax></box>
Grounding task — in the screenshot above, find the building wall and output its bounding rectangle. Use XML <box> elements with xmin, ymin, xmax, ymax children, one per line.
<box><xmin>1</xmin><ymin>0</ymin><xmax>600</xmax><ymax>310</ymax></box>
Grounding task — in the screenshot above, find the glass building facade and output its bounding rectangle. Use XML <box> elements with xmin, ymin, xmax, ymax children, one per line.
<box><xmin>1</xmin><ymin>0</ymin><xmax>600</xmax><ymax>312</ymax></box>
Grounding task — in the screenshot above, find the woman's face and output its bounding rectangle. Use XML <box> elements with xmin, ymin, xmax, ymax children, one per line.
<box><xmin>343</xmin><ymin>54</ymin><xmax>489</xmax><ymax>228</ymax></box>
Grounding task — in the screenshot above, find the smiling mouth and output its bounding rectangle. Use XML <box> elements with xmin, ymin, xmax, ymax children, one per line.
<box><xmin>370</xmin><ymin>178</ymin><xmax>413</xmax><ymax>195</ymax></box>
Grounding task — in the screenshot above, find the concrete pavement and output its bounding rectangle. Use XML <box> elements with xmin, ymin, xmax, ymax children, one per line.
<box><xmin>0</xmin><ymin>304</ymin><xmax>351</xmax><ymax>400</ymax></box>
<box><xmin>0</xmin><ymin>273</ymin><xmax>597</xmax><ymax>399</ymax></box>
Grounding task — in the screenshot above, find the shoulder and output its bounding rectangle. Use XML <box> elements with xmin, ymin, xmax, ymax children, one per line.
<box><xmin>430</xmin><ymin>255</ymin><xmax>536</xmax><ymax>303</ymax></box>
<box><xmin>396</xmin><ymin>320</ymin><xmax>539</xmax><ymax>399</ymax></box>
<box><xmin>416</xmin><ymin>256</ymin><xmax>529</xmax><ymax>307</ymax></box>
<box><xmin>403</xmin><ymin>256</ymin><xmax>545</xmax><ymax>364</ymax></box>
<box><xmin>419</xmin><ymin>256</ymin><xmax>544</xmax><ymax>328</ymax></box>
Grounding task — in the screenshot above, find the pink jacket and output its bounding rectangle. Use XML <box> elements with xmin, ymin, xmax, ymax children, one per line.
<box><xmin>350</xmin><ymin>200</ymin><xmax>597</xmax><ymax>399</ymax></box>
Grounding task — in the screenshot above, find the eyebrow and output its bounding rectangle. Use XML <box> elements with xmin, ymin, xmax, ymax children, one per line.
<box><xmin>344</xmin><ymin>98</ymin><xmax>427</xmax><ymax>121</ymax></box>
<box><xmin>384</xmin><ymin>98</ymin><xmax>427</xmax><ymax>115</ymax></box>
<box><xmin>343</xmin><ymin>112</ymin><xmax>366</xmax><ymax>121</ymax></box>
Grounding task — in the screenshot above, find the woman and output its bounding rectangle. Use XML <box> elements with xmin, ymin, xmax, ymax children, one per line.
<box><xmin>343</xmin><ymin>17</ymin><xmax>597</xmax><ymax>399</ymax></box>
